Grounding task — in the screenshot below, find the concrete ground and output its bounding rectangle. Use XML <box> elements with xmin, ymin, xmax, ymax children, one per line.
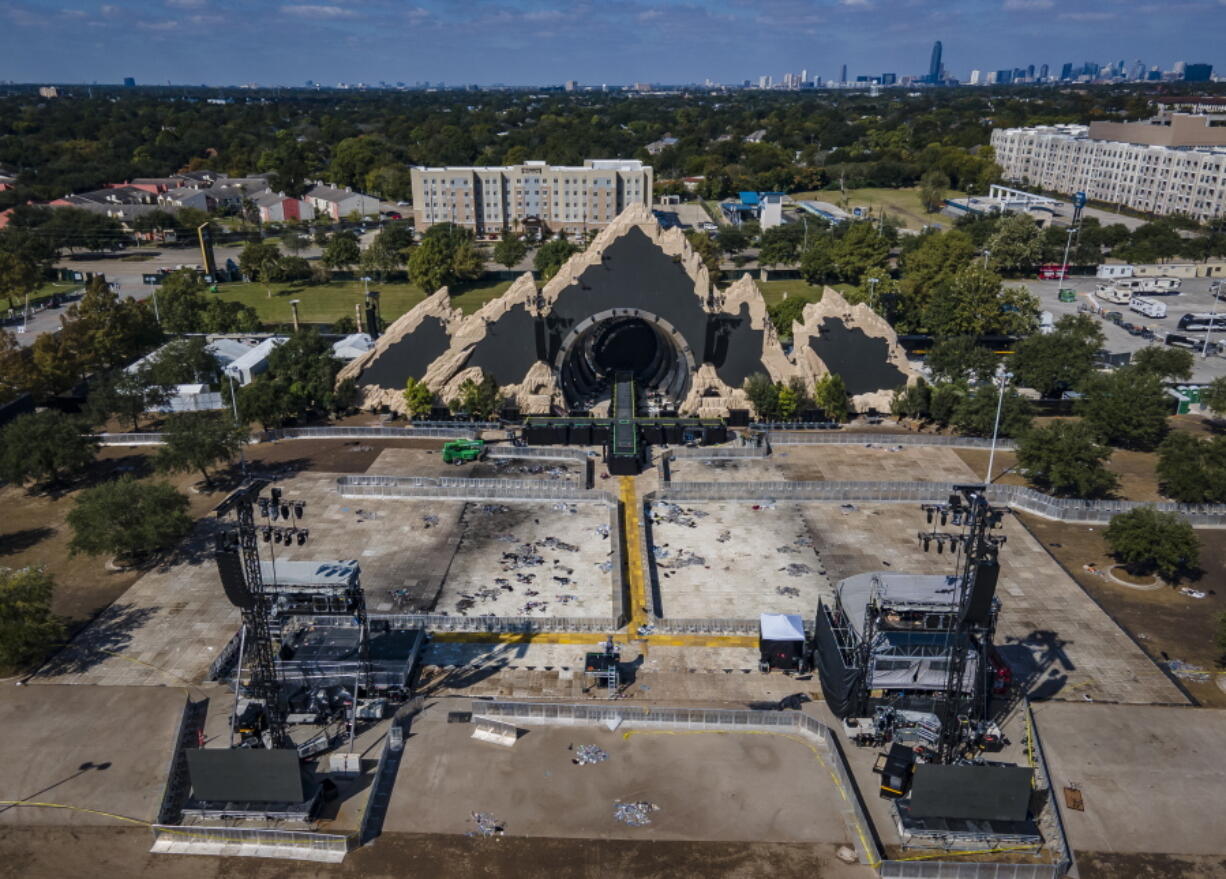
<box><xmin>665</xmin><ymin>446</ymin><xmax>986</xmax><ymax>485</ymax></box>
<box><xmin>366</xmin><ymin>447</ymin><xmax>581</xmax><ymax>483</ymax></box>
<box><xmin>1032</xmin><ymin>702</ymin><xmax>1226</xmax><ymax>859</ymax></box>
<box><xmin>0</xmin><ymin>685</ymin><xmax>187</xmax><ymax>826</ymax></box>
<box><xmin>387</xmin><ymin>701</ymin><xmax>854</xmax><ymax>844</ymax></box>
<box><xmin>1016</xmin><ymin>275</ymin><xmax>1226</xmax><ymax>383</ymax></box>
<box><xmin>646</xmin><ymin>500</ymin><xmax>829</xmax><ymax>619</ymax></box>
<box><xmin>438</xmin><ymin>502</ymin><xmax>614</xmax><ymax>618</ymax></box>
<box><xmin>800</xmin><ymin>502</ymin><xmax>1185</xmax><ymax>705</ymax></box>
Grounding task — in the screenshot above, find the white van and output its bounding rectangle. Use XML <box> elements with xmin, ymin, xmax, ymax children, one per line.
<box><xmin>1129</xmin><ymin>297</ymin><xmax>1167</xmax><ymax>319</ymax></box>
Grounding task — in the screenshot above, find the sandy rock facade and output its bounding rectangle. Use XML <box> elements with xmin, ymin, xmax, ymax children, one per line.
<box><xmin>338</xmin><ymin>205</ymin><xmax>916</xmax><ymax>418</ymax></box>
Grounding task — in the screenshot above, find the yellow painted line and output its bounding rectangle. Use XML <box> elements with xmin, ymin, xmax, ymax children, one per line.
<box><xmin>620</xmin><ymin>476</ymin><xmax>649</xmax><ymax>634</ymax></box>
<box><xmin>0</xmin><ymin>801</ymin><xmax>150</xmax><ymax>827</ymax></box>
<box><xmin>621</xmin><ymin>728</ymin><xmax>881</xmax><ymax>869</ymax></box>
<box><xmin>430</xmin><ymin>631</ymin><xmax>611</xmax><ymax>646</ymax></box>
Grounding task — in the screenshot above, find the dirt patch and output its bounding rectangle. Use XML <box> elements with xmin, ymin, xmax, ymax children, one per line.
<box><xmin>1016</xmin><ymin>513</ymin><xmax>1226</xmax><ymax>707</ymax></box>
<box><xmin>0</xmin><ymin>827</ymin><xmax>867</xmax><ymax>879</ymax></box>
<box><xmin>1075</xmin><ymin>851</ymin><xmax>1226</xmax><ymax>879</ymax></box>
<box><xmin>953</xmin><ymin>447</ymin><xmax>1166</xmax><ymax>503</ymax></box>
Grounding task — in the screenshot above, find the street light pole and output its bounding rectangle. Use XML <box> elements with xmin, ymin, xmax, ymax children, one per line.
<box><xmin>985</xmin><ymin>366</ymin><xmax>1012</xmax><ymax>485</ymax></box>
<box><xmin>1204</xmin><ymin>281</ymin><xmax>1222</xmax><ymax>358</ymax></box>
<box><xmin>982</xmin><ymin>249</ymin><xmax>991</xmax><ymax>269</ymax></box>
<box><xmin>1060</xmin><ymin>224</ymin><xmax>1077</xmax><ymax>280</ymax></box>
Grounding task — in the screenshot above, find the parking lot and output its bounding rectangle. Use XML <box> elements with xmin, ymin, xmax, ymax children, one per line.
<box><xmin>1018</xmin><ymin>275</ymin><xmax>1226</xmax><ymax>382</ymax></box>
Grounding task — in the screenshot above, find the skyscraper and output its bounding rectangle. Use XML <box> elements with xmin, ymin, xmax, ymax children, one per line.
<box><xmin>928</xmin><ymin>41</ymin><xmax>943</xmax><ymax>84</ymax></box>
<box><xmin>840</xmin><ymin>63</ymin><xmax>847</xmax><ymax>84</ymax></box>
<box><xmin>1039</xmin><ymin>63</ymin><xmax>1049</xmax><ymax>80</ymax></box>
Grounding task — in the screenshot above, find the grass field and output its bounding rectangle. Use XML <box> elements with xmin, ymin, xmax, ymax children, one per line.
<box><xmin>789</xmin><ymin>186</ymin><xmax>964</xmax><ymax>231</ymax></box>
<box><xmin>213</xmin><ymin>277</ymin><xmax>513</xmax><ymax>326</ymax></box>
<box><xmin>754</xmin><ymin>279</ymin><xmax>859</xmax><ymax>308</ymax></box>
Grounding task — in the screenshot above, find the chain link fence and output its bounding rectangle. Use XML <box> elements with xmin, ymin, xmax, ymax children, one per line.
<box><xmin>300</xmin><ymin>613</ymin><xmax>619</xmax><ymax>634</ymax></box>
<box><xmin>267</xmin><ymin>425</ymin><xmax>481</xmax><ymax>440</ymax></box>
<box><xmin>657</xmin><ymin>479</ymin><xmax>1226</xmax><ymax>526</ymax></box>
<box><xmin>335</xmin><ymin>474</ymin><xmax>612</xmax><ymax>503</ymax></box>
<box><xmin>149</xmin><ymin>825</ymin><xmax>350</xmax><ymax>862</ymax></box>
<box><xmin>768</xmin><ymin>432</ymin><xmax>1018</xmax><ymax>450</ymax></box>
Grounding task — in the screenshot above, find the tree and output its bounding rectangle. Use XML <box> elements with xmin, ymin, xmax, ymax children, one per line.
<box><xmin>1016</xmin><ymin>421</ymin><xmax>1119</xmax><ymax>498</ymax></box>
<box><xmin>799</xmin><ymin>240</ymin><xmax>837</xmax><ymax>285</ymax></box>
<box><xmin>0</xmin><ymin>566</ymin><xmax>65</xmax><ymax>669</ymax></box>
<box><xmin>156</xmin><ymin>412</ymin><xmax>247</xmax><ymax>487</ymax></box>
<box><xmin>1156</xmin><ymin>432</ymin><xmax>1226</xmax><ymax>503</ymax></box>
<box><xmin>403</xmin><ymin>376</ymin><xmax>435</xmax><ymax>419</ymax></box>
<box><xmin>758</xmin><ymin>224</ymin><xmax>806</xmax><ymax>266</ymax></box>
<box><xmin>716</xmin><ymin>225</ymin><xmax>750</xmax><ymax>255</ymax></box>
<box><xmin>986</xmin><ymin>213</ymin><xmax>1042</xmax><ymax>274</ymax></box>
<box><xmin>322</xmin><ymin>232</ymin><xmax>361</xmax><ymax>273</ymax></box>
<box><xmin>1202</xmin><ymin>376</ymin><xmax>1226</xmax><ymax>417</ymax></box>
<box><xmin>743</xmin><ymin>373</ymin><xmax>780</xmax><ymax>421</ymax></box>
<box><xmin>360</xmin><ymin>235</ymin><xmax>403</xmax><ymax>280</ymax></box>
<box><xmin>1009</xmin><ymin>314</ymin><xmax>1104</xmax><ymax>398</ymax></box>
<box><xmin>281</xmin><ymin>230</ymin><xmax>308</xmax><ymax>255</ymax></box>
<box><xmin>450</xmin><ymin>239</ymin><xmax>484</xmax><ymax>282</ymax></box>
<box><xmin>926</xmin><ymin>337</ymin><xmax>997</xmax><ymax>384</ymax></box>
<box><xmin>239</xmin><ymin>378</ymin><xmax>293</xmax><ymax>429</ymax></box>
<box><xmin>924</xmin><ymin>264</ymin><xmax>1039</xmax><ymax>337</ymax></box>
<box><xmin>951</xmin><ymin>384</ymin><xmax>1033</xmax><ymax>438</ymax></box>
<box><xmin>919</xmin><ymin>170</ymin><xmax>950</xmax><ymax>213</ymax></box>
<box><xmin>67</xmin><ymin>477</ymin><xmax>192</xmax><ymax>563</ymax></box>
<box><xmin>777</xmin><ymin>382</ymin><xmax>800</xmax><ymax>420</ymax></box>
<box><xmin>897</xmin><ymin>228</ymin><xmax>975</xmax><ymax>330</ymax></box>
<box><xmin>1104</xmin><ymin>506</ymin><xmax>1199</xmax><ymax>581</ymax></box>
<box><xmin>891</xmin><ymin>379</ymin><xmax>933</xmax><ymax>422</ymax></box>
<box><xmin>145</xmin><ymin>337</ymin><xmax>219</xmax><ymax>387</ymax></box>
<box><xmin>813</xmin><ymin>373</ymin><xmax>851</xmax><ymax>423</ymax></box>
<box><xmin>238</xmin><ymin>240</ymin><xmax>283</xmax><ymax>282</ymax></box>
<box><xmin>0</xmin><ymin>251</ymin><xmax>41</xmax><ymax>311</ymax></box>
<box><xmin>767</xmin><ymin>296</ymin><xmax>809</xmax><ymax>341</ymax></box>
<box><xmin>1077</xmin><ymin>367</ymin><xmax>1170</xmax><ymax>451</ymax></box>
<box><xmin>830</xmin><ymin>222</ymin><xmax>890</xmax><ymax>284</ymax></box>
<box><xmin>87</xmin><ymin>367</ymin><xmax>173</xmax><ymax>431</ymax></box>
<box><xmin>57</xmin><ymin>277</ymin><xmax>161</xmax><ymax>374</ymax></box>
<box><xmin>493</xmin><ymin>230</ymin><xmax>528</xmax><ymax>269</ymax></box>
<box><xmin>534</xmin><ymin>238</ymin><xmax>581</xmax><ymax>282</ymax></box>
<box><xmin>0</xmin><ymin>411</ymin><xmax>98</xmax><ymax>488</ymax></box>
<box><xmin>450</xmin><ymin>375</ymin><xmax>501</xmax><ymax>419</ymax></box>
<box><xmin>1131</xmin><ymin>346</ymin><xmax>1194</xmax><ymax>382</ymax></box>
<box><xmin>685</xmin><ymin>230</ymin><xmax>721</xmax><ymax>279</ymax></box>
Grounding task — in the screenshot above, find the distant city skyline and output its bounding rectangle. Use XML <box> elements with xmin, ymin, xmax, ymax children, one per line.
<box><xmin>0</xmin><ymin>0</ymin><xmax>1222</xmax><ymax>87</ymax></box>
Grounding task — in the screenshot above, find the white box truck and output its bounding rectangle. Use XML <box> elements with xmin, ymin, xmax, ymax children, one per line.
<box><xmin>1130</xmin><ymin>297</ymin><xmax>1167</xmax><ymax>319</ymax></box>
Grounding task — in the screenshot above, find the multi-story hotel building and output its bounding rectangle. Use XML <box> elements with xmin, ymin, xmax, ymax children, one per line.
<box><xmin>990</xmin><ymin>112</ymin><xmax>1226</xmax><ymax>220</ymax></box>
<box><xmin>409</xmin><ymin>159</ymin><xmax>652</xmax><ymax>239</ymax></box>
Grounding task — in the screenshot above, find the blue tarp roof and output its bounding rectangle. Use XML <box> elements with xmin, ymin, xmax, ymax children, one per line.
<box><xmin>738</xmin><ymin>191</ymin><xmax>761</xmax><ymax>206</ymax></box>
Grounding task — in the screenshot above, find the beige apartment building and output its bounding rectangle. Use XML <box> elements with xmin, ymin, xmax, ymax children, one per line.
<box><xmin>990</xmin><ymin>112</ymin><xmax>1226</xmax><ymax>220</ymax></box>
<box><xmin>409</xmin><ymin>159</ymin><xmax>652</xmax><ymax>239</ymax></box>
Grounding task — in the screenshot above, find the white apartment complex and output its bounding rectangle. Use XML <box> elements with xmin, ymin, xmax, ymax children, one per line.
<box><xmin>991</xmin><ymin>114</ymin><xmax>1226</xmax><ymax>220</ymax></box>
<box><xmin>410</xmin><ymin>159</ymin><xmax>652</xmax><ymax>239</ymax></box>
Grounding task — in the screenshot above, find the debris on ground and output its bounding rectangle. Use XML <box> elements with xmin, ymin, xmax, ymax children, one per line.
<box><xmin>614</xmin><ymin>800</ymin><xmax>659</xmax><ymax>827</ymax></box>
<box><xmin>597</xmin><ymin>560</ymin><xmax>613</xmax><ymax>573</ymax></box>
<box><xmin>1178</xmin><ymin>587</ymin><xmax>1207</xmax><ymax>599</ymax></box>
<box><xmin>781</xmin><ymin>563</ymin><xmax>812</xmax><ymax>577</ymax></box>
<box><xmin>1166</xmin><ymin>660</ymin><xmax>1211</xmax><ymax>682</ymax></box>
<box><xmin>538</xmin><ymin>537</ymin><xmax>579</xmax><ymax>552</ymax></box>
<box><xmin>776</xmin><ymin>585</ymin><xmax>800</xmax><ymax>598</ymax></box>
<box><xmin>422</xmin><ymin>514</ymin><xmax>439</xmax><ymax>528</ymax></box>
<box><xmin>467</xmin><ymin>811</ymin><xmax>505</xmax><ymax>837</ymax></box>
<box><xmin>637</xmin><ymin>623</ymin><xmax>656</xmax><ymax>636</ymax></box>
<box><xmin>553</xmin><ymin>502</ymin><xmax>579</xmax><ymax>514</ymax></box>
<box><xmin>776</xmin><ymin>544</ymin><xmax>798</xmax><ymax>554</ymax></box>
<box><xmin>716</xmin><ymin>529</ymin><xmax>732</xmax><ymax>543</ymax></box>
<box><xmin>839</xmin><ymin>503</ymin><xmax>856</xmax><ymax>513</ymax></box>
<box><xmin>479</xmin><ymin>504</ymin><xmax>510</xmax><ymax>515</ymax></box>
<box><xmin>596</xmin><ymin>525</ymin><xmax>610</xmax><ymax>539</ymax></box>
<box><xmin>573</xmin><ymin>744</ymin><xmax>609</xmax><ymax>766</ymax></box>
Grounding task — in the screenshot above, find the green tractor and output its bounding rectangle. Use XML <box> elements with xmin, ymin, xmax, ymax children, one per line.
<box><xmin>442</xmin><ymin>439</ymin><xmax>486</xmax><ymax>465</ymax></box>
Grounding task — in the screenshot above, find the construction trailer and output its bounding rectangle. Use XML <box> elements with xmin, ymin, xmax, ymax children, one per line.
<box><xmin>758</xmin><ymin>613</ymin><xmax>809</xmax><ymax>673</ymax></box>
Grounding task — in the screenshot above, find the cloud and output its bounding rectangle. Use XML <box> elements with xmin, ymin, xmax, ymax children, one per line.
<box><xmin>1057</xmin><ymin>10</ymin><xmax>1116</xmax><ymax>19</ymax></box>
<box><xmin>139</xmin><ymin>18</ymin><xmax>179</xmax><ymax>30</ymax></box>
<box><xmin>165</xmin><ymin>0</ymin><xmax>205</xmax><ymax>7</ymax></box>
<box><xmin>279</xmin><ymin>4</ymin><xmax>359</xmax><ymax>18</ymax></box>
<box><xmin>841</xmin><ymin>0</ymin><xmax>872</xmax><ymax>7</ymax></box>
<box><xmin>1003</xmin><ymin>0</ymin><xmax>1053</xmax><ymax>9</ymax></box>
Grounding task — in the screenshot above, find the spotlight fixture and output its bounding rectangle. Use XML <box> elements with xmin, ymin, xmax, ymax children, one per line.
<box><xmin>293</xmin><ymin>501</ymin><xmax>305</xmax><ymax>519</ymax></box>
<box><xmin>280</xmin><ymin>503</ymin><xmax>290</xmax><ymax>520</ymax></box>
<box><xmin>270</xmin><ymin>503</ymin><xmax>279</xmax><ymax>522</ymax></box>
<box><xmin>273</xmin><ymin>528</ymin><xmax>283</xmax><ymax>545</ymax></box>
<box><xmin>297</xmin><ymin>528</ymin><xmax>308</xmax><ymax>545</ymax></box>
<box><xmin>258</xmin><ymin>498</ymin><xmax>270</xmax><ymax>517</ymax></box>
<box><xmin>261</xmin><ymin>525</ymin><xmax>271</xmax><ymax>543</ymax></box>
<box><xmin>270</xmin><ymin>487</ymin><xmax>282</xmax><ymax>503</ymax></box>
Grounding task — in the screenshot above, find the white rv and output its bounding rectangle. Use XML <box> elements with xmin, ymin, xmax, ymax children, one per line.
<box><xmin>1129</xmin><ymin>297</ymin><xmax>1167</xmax><ymax>319</ymax></box>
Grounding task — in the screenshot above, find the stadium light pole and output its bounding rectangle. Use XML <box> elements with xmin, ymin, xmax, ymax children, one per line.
<box><xmin>985</xmin><ymin>365</ymin><xmax>1013</xmax><ymax>485</ymax></box>
<box><xmin>1204</xmin><ymin>281</ymin><xmax>1222</xmax><ymax>358</ymax></box>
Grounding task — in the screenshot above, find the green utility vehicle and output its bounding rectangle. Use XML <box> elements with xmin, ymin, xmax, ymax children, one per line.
<box><xmin>1058</xmin><ymin>288</ymin><xmax>1076</xmax><ymax>303</ymax></box>
<box><xmin>442</xmin><ymin>439</ymin><xmax>486</xmax><ymax>464</ymax></box>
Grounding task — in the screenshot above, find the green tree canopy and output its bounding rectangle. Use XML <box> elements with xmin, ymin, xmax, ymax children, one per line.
<box><xmin>1104</xmin><ymin>506</ymin><xmax>1199</xmax><ymax>580</ymax></box>
<box><xmin>238</xmin><ymin>240</ymin><xmax>284</xmax><ymax>282</ymax></box>
<box><xmin>86</xmin><ymin>367</ymin><xmax>173</xmax><ymax>432</ymax></box>
<box><xmin>919</xmin><ymin>169</ymin><xmax>950</xmax><ymax>213</ymax></box>
<box><xmin>1131</xmin><ymin>346</ymin><xmax>1194</xmax><ymax>382</ymax></box>
<box><xmin>758</xmin><ymin>223</ymin><xmax>806</xmax><ymax>267</ymax></box>
<box><xmin>1016</xmin><ymin>421</ymin><xmax>1119</xmax><ymax>498</ymax></box>
<box><xmin>685</xmin><ymin>230</ymin><xmax>721</xmax><ymax>279</ymax></box>
<box><xmin>67</xmin><ymin>476</ymin><xmax>193</xmax><ymax>562</ymax></box>
<box><xmin>1009</xmin><ymin>314</ymin><xmax>1104</xmax><ymax>398</ymax></box>
<box><xmin>402</xmin><ymin>376</ymin><xmax>435</xmax><ymax>419</ymax></box>
<box><xmin>322</xmin><ymin>232</ymin><xmax>361</xmax><ymax>272</ymax></box>
<box><xmin>155</xmin><ymin>412</ymin><xmax>248</xmax><ymax>487</ymax></box>
<box><xmin>0</xmin><ymin>566</ymin><xmax>65</xmax><ymax>669</ymax></box>
<box><xmin>813</xmin><ymin>373</ymin><xmax>851</xmax><ymax>423</ymax></box>
<box><xmin>767</xmin><ymin>296</ymin><xmax>810</xmax><ymax>341</ymax></box>
<box><xmin>1155</xmin><ymin>432</ymin><xmax>1226</xmax><ymax>503</ymax></box>
<box><xmin>1077</xmin><ymin>366</ymin><xmax>1170</xmax><ymax>451</ymax></box>
<box><xmin>0</xmin><ymin>410</ymin><xmax>98</xmax><ymax>488</ymax></box>
<box><xmin>951</xmin><ymin>384</ymin><xmax>1033</xmax><ymax>438</ymax></box>
<box><xmin>924</xmin><ymin>263</ymin><xmax>1039</xmax><ymax>338</ymax></box>
<box><xmin>926</xmin><ymin>337</ymin><xmax>998</xmax><ymax>384</ymax></box>
<box><xmin>743</xmin><ymin>373</ymin><xmax>780</xmax><ymax>421</ymax></box>
<box><xmin>533</xmin><ymin>238</ymin><xmax>581</xmax><ymax>282</ymax></box>
<box><xmin>1202</xmin><ymin>376</ymin><xmax>1226</xmax><ymax>417</ymax></box>
<box><xmin>896</xmin><ymin>228</ymin><xmax>976</xmax><ymax>331</ymax></box>
<box><xmin>716</xmin><ymin>225</ymin><xmax>751</xmax><ymax>255</ymax></box>
<box><xmin>986</xmin><ymin>212</ymin><xmax>1043</xmax><ymax>274</ymax></box>
<box><xmin>449</xmin><ymin>375</ymin><xmax>502</xmax><ymax>419</ymax></box>
<box><xmin>830</xmin><ymin>222</ymin><xmax>890</xmax><ymax>284</ymax></box>
<box><xmin>492</xmin><ymin>230</ymin><xmax>528</xmax><ymax>269</ymax></box>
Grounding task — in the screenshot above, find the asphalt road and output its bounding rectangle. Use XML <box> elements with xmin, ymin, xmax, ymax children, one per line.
<box><xmin>1015</xmin><ymin>274</ymin><xmax>1226</xmax><ymax>383</ymax></box>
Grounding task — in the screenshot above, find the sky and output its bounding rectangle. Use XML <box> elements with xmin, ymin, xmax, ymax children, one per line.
<box><xmin>1</xmin><ymin>0</ymin><xmax>1223</xmax><ymax>86</ymax></box>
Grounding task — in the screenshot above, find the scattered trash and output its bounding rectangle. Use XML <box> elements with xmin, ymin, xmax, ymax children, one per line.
<box><xmin>781</xmin><ymin>563</ymin><xmax>812</xmax><ymax>577</ymax></box>
<box><xmin>637</xmin><ymin>623</ymin><xmax>656</xmax><ymax>636</ymax></box>
<box><xmin>479</xmin><ymin>504</ymin><xmax>510</xmax><ymax>514</ymax></box>
<box><xmin>574</xmin><ymin>744</ymin><xmax>609</xmax><ymax>766</ymax></box>
<box><xmin>555</xmin><ymin>593</ymin><xmax>579</xmax><ymax>605</ymax></box>
<box><xmin>614</xmin><ymin>800</ymin><xmax>659</xmax><ymax>827</ymax></box>
<box><xmin>716</xmin><ymin>529</ymin><xmax>732</xmax><ymax>543</ymax></box>
<box><xmin>776</xmin><ymin>544</ymin><xmax>798</xmax><ymax>554</ymax></box>
<box><xmin>1166</xmin><ymin>660</ymin><xmax>1211</xmax><ymax>682</ymax></box>
<box><xmin>839</xmin><ymin>503</ymin><xmax>857</xmax><ymax>513</ymax></box>
<box><xmin>422</xmin><ymin>514</ymin><xmax>439</xmax><ymax>528</ymax></box>
<box><xmin>596</xmin><ymin>525</ymin><xmax>610</xmax><ymax>539</ymax></box>
<box><xmin>467</xmin><ymin>811</ymin><xmax>505</xmax><ymax>837</ymax></box>
<box><xmin>552</xmin><ymin>502</ymin><xmax>578</xmax><ymax>514</ymax></box>
<box><xmin>538</xmin><ymin>537</ymin><xmax>579</xmax><ymax>552</ymax></box>
<box><xmin>1178</xmin><ymin>587</ymin><xmax>1207</xmax><ymax>599</ymax></box>
<box><xmin>597</xmin><ymin>560</ymin><xmax>613</xmax><ymax>573</ymax></box>
<box><xmin>776</xmin><ymin>585</ymin><xmax>801</xmax><ymax>598</ymax></box>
